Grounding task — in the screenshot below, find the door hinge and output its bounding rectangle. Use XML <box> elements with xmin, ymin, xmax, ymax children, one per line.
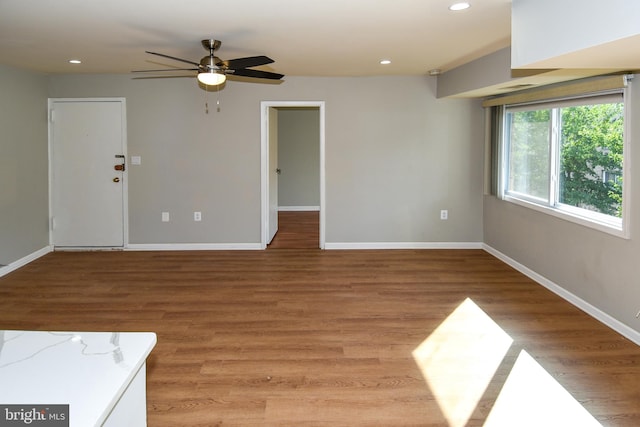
<box><xmin>50</xmin><ymin>109</ymin><xmax>55</xmax><ymax>123</ymax></box>
<box><xmin>51</xmin><ymin>217</ymin><xmax>56</xmax><ymax>230</ymax></box>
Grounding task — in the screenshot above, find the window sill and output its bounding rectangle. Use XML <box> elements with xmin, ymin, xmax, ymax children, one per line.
<box><xmin>503</xmin><ymin>195</ymin><xmax>629</xmax><ymax>239</ymax></box>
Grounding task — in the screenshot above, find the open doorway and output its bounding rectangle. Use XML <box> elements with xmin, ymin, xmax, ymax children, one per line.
<box><xmin>260</xmin><ymin>101</ymin><xmax>325</xmax><ymax>249</ymax></box>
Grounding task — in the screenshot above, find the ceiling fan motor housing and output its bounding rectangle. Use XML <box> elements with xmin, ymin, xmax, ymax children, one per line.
<box><xmin>200</xmin><ymin>55</ymin><xmax>223</xmax><ymax>71</ymax></box>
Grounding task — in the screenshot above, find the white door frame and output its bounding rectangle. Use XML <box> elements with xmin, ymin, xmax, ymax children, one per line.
<box><xmin>260</xmin><ymin>101</ymin><xmax>325</xmax><ymax>249</ymax></box>
<box><xmin>48</xmin><ymin>97</ymin><xmax>129</xmax><ymax>248</ymax></box>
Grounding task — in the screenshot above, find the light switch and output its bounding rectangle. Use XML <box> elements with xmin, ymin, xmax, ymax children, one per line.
<box><xmin>131</xmin><ymin>156</ymin><xmax>141</xmax><ymax>165</ymax></box>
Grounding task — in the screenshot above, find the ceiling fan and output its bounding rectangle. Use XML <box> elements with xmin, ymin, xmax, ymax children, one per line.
<box><xmin>133</xmin><ymin>39</ymin><xmax>284</xmax><ymax>86</ymax></box>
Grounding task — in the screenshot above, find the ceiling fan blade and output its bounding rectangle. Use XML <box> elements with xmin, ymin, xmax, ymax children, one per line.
<box><xmin>132</xmin><ymin>75</ymin><xmax>196</xmax><ymax>80</ymax></box>
<box><xmin>132</xmin><ymin>68</ymin><xmax>198</xmax><ymax>73</ymax></box>
<box><xmin>223</xmin><ymin>55</ymin><xmax>274</xmax><ymax>69</ymax></box>
<box><xmin>231</xmin><ymin>68</ymin><xmax>283</xmax><ymax>80</ymax></box>
<box><xmin>145</xmin><ymin>51</ymin><xmax>200</xmax><ymax>67</ymax></box>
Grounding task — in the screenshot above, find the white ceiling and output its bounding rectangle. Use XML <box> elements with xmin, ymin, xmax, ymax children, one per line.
<box><xmin>0</xmin><ymin>0</ymin><xmax>512</xmax><ymax>77</ymax></box>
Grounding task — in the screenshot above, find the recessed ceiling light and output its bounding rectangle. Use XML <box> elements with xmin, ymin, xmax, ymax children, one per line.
<box><xmin>449</xmin><ymin>2</ymin><xmax>470</xmax><ymax>11</ymax></box>
<box><xmin>380</xmin><ymin>59</ymin><xmax>391</xmax><ymax>65</ymax></box>
<box><xmin>428</xmin><ymin>69</ymin><xmax>442</xmax><ymax>76</ymax></box>
<box><xmin>68</xmin><ymin>59</ymin><xmax>82</xmax><ymax>64</ymax></box>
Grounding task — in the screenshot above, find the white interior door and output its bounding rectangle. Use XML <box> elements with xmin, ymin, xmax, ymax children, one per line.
<box><xmin>267</xmin><ymin>107</ymin><xmax>279</xmax><ymax>243</ymax></box>
<box><xmin>51</xmin><ymin>99</ymin><xmax>126</xmax><ymax>247</ymax></box>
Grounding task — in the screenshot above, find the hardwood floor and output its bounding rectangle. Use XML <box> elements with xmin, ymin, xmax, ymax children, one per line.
<box><xmin>1</xmin><ymin>249</ymin><xmax>640</xmax><ymax>426</ymax></box>
<box><xmin>268</xmin><ymin>211</ymin><xmax>319</xmax><ymax>249</ymax></box>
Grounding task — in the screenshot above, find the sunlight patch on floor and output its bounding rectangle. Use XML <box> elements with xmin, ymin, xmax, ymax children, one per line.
<box><xmin>412</xmin><ymin>297</ymin><xmax>603</xmax><ymax>427</ymax></box>
<box><xmin>484</xmin><ymin>350</ymin><xmax>602</xmax><ymax>427</ymax></box>
<box><xmin>412</xmin><ymin>298</ymin><xmax>513</xmax><ymax>427</ymax></box>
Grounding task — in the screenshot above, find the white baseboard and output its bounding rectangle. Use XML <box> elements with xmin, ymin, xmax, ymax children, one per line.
<box><xmin>483</xmin><ymin>243</ymin><xmax>640</xmax><ymax>346</ymax></box>
<box><xmin>0</xmin><ymin>246</ymin><xmax>53</xmax><ymax>278</ymax></box>
<box><xmin>278</xmin><ymin>206</ymin><xmax>320</xmax><ymax>211</ymax></box>
<box><xmin>126</xmin><ymin>243</ymin><xmax>263</xmax><ymax>251</ymax></box>
<box><xmin>325</xmin><ymin>242</ymin><xmax>483</xmax><ymax>250</ymax></box>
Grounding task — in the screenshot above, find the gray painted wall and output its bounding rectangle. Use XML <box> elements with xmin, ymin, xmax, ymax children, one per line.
<box><xmin>437</xmin><ymin>48</ymin><xmax>513</xmax><ymax>98</ymax></box>
<box><xmin>2</xmin><ymin>60</ymin><xmax>639</xmax><ymax>338</ymax></box>
<box><xmin>277</xmin><ymin>108</ymin><xmax>320</xmax><ymax>208</ymax></box>
<box><xmin>48</xmin><ymin>74</ymin><xmax>484</xmax><ymax>245</ymax></box>
<box><xmin>0</xmin><ymin>65</ymin><xmax>50</xmax><ymax>265</ymax></box>
<box><xmin>483</xmin><ymin>78</ymin><xmax>640</xmax><ymax>332</ymax></box>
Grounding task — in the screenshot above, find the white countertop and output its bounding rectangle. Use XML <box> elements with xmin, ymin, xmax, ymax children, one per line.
<box><xmin>0</xmin><ymin>330</ymin><xmax>157</xmax><ymax>426</ymax></box>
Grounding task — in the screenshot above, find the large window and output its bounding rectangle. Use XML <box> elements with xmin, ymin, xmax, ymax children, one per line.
<box><xmin>499</xmin><ymin>90</ymin><xmax>627</xmax><ymax>235</ymax></box>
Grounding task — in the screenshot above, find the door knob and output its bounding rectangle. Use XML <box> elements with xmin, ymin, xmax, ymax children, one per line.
<box><xmin>113</xmin><ymin>177</ymin><xmax>120</xmax><ymax>183</ymax></box>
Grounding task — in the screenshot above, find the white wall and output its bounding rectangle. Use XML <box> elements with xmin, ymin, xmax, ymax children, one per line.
<box><xmin>47</xmin><ymin>74</ymin><xmax>484</xmax><ymax>246</ymax></box>
<box><xmin>512</xmin><ymin>0</ymin><xmax>640</xmax><ymax>69</ymax></box>
<box><xmin>0</xmin><ymin>65</ymin><xmax>50</xmax><ymax>265</ymax></box>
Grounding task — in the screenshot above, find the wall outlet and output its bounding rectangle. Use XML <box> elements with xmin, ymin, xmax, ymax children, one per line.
<box><xmin>161</xmin><ymin>212</ymin><xmax>170</xmax><ymax>222</ymax></box>
<box><xmin>440</xmin><ymin>210</ymin><xmax>448</xmax><ymax>220</ymax></box>
<box><xmin>194</xmin><ymin>211</ymin><xmax>202</xmax><ymax>222</ymax></box>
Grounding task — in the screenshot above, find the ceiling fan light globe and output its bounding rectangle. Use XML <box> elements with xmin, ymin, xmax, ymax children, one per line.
<box><xmin>197</xmin><ymin>71</ymin><xmax>226</xmax><ymax>86</ymax></box>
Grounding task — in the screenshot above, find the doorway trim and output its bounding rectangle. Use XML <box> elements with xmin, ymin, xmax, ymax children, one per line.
<box><xmin>260</xmin><ymin>101</ymin><xmax>325</xmax><ymax>249</ymax></box>
<box><xmin>48</xmin><ymin>97</ymin><xmax>129</xmax><ymax>249</ymax></box>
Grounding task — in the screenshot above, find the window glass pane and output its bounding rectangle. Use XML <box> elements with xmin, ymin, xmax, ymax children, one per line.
<box><xmin>499</xmin><ymin>89</ymin><xmax>626</xmax><ymax>234</ymax></box>
<box><xmin>559</xmin><ymin>102</ymin><xmax>624</xmax><ymax>217</ymax></box>
<box><xmin>506</xmin><ymin>109</ymin><xmax>551</xmax><ymax>201</ymax></box>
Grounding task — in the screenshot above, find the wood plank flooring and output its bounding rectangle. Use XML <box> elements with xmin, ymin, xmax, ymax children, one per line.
<box><xmin>1</xmin><ymin>247</ymin><xmax>640</xmax><ymax>425</ymax></box>
<box><xmin>267</xmin><ymin>211</ymin><xmax>319</xmax><ymax>249</ymax></box>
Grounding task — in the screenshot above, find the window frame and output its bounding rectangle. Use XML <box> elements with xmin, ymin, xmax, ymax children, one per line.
<box><xmin>497</xmin><ymin>88</ymin><xmax>630</xmax><ymax>239</ymax></box>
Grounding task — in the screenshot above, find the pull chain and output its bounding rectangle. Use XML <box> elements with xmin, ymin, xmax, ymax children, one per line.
<box><xmin>216</xmin><ymin>83</ymin><xmax>221</xmax><ymax>112</ymax></box>
<box><xmin>204</xmin><ymin>84</ymin><xmax>209</xmax><ymax>114</ymax></box>
<box><xmin>203</xmin><ymin>83</ymin><xmax>221</xmax><ymax>114</ymax></box>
